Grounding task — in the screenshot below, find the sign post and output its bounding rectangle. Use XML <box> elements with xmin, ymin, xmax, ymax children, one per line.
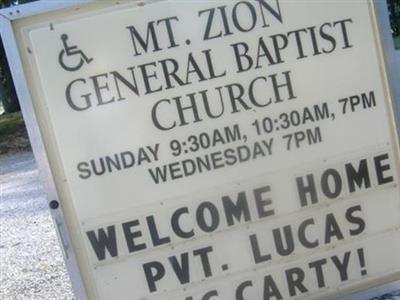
<box><xmin>1</xmin><ymin>1</ymin><xmax>400</xmax><ymax>299</ymax></box>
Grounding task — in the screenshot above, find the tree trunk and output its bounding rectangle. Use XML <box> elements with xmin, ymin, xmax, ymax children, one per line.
<box><xmin>0</xmin><ymin>37</ymin><xmax>20</xmax><ymax>114</ymax></box>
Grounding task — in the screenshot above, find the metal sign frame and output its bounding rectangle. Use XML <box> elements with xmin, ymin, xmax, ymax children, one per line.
<box><xmin>0</xmin><ymin>1</ymin><xmax>399</xmax><ymax>299</ymax></box>
<box><xmin>0</xmin><ymin>1</ymin><xmax>94</xmax><ymax>299</ymax></box>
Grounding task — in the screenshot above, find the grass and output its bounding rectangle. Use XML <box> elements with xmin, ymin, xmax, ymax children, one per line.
<box><xmin>0</xmin><ymin>111</ymin><xmax>31</xmax><ymax>155</ymax></box>
<box><xmin>0</xmin><ymin>112</ymin><xmax>24</xmax><ymax>136</ymax></box>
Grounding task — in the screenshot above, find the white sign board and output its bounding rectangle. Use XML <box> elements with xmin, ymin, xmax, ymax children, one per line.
<box><xmin>7</xmin><ymin>0</ymin><xmax>400</xmax><ymax>299</ymax></box>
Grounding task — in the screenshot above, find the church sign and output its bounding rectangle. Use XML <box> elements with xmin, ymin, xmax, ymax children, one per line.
<box><xmin>1</xmin><ymin>1</ymin><xmax>400</xmax><ymax>299</ymax></box>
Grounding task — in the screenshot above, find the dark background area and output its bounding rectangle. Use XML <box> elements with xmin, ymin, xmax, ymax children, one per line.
<box><xmin>0</xmin><ymin>0</ymin><xmax>38</xmax><ymax>114</ymax></box>
<box><xmin>0</xmin><ymin>0</ymin><xmax>37</xmax><ymax>155</ymax></box>
<box><xmin>389</xmin><ymin>0</ymin><xmax>400</xmax><ymax>48</ymax></box>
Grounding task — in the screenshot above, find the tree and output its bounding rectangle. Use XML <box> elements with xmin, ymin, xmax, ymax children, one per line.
<box><xmin>0</xmin><ymin>0</ymin><xmax>37</xmax><ymax>114</ymax></box>
<box><xmin>388</xmin><ymin>0</ymin><xmax>400</xmax><ymax>36</ymax></box>
<box><xmin>0</xmin><ymin>38</ymin><xmax>20</xmax><ymax>113</ymax></box>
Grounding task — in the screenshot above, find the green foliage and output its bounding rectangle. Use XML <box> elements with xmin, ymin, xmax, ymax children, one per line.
<box><xmin>0</xmin><ymin>0</ymin><xmax>37</xmax><ymax>114</ymax></box>
<box><xmin>0</xmin><ymin>111</ymin><xmax>24</xmax><ymax>136</ymax></box>
<box><xmin>0</xmin><ymin>111</ymin><xmax>30</xmax><ymax>154</ymax></box>
<box><xmin>0</xmin><ymin>0</ymin><xmax>35</xmax><ymax>8</ymax></box>
<box><xmin>388</xmin><ymin>0</ymin><xmax>400</xmax><ymax>36</ymax></box>
<box><xmin>0</xmin><ymin>39</ymin><xmax>20</xmax><ymax>114</ymax></box>
<box><xmin>0</xmin><ymin>0</ymin><xmax>13</xmax><ymax>8</ymax></box>
<box><xmin>395</xmin><ymin>36</ymin><xmax>400</xmax><ymax>49</ymax></box>
<box><xmin>0</xmin><ymin>1</ymin><xmax>30</xmax><ymax>114</ymax></box>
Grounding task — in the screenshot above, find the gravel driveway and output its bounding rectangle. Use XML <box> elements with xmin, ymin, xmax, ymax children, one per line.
<box><xmin>0</xmin><ymin>151</ymin><xmax>75</xmax><ymax>300</ymax></box>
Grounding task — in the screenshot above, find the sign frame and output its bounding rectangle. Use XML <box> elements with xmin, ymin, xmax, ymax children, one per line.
<box><xmin>0</xmin><ymin>1</ymin><xmax>399</xmax><ymax>299</ymax></box>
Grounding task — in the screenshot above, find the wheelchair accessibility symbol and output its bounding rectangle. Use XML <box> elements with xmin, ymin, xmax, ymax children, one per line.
<box><xmin>58</xmin><ymin>34</ymin><xmax>93</xmax><ymax>72</ymax></box>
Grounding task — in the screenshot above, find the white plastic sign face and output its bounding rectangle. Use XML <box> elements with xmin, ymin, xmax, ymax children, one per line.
<box><xmin>14</xmin><ymin>0</ymin><xmax>400</xmax><ymax>299</ymax></box>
